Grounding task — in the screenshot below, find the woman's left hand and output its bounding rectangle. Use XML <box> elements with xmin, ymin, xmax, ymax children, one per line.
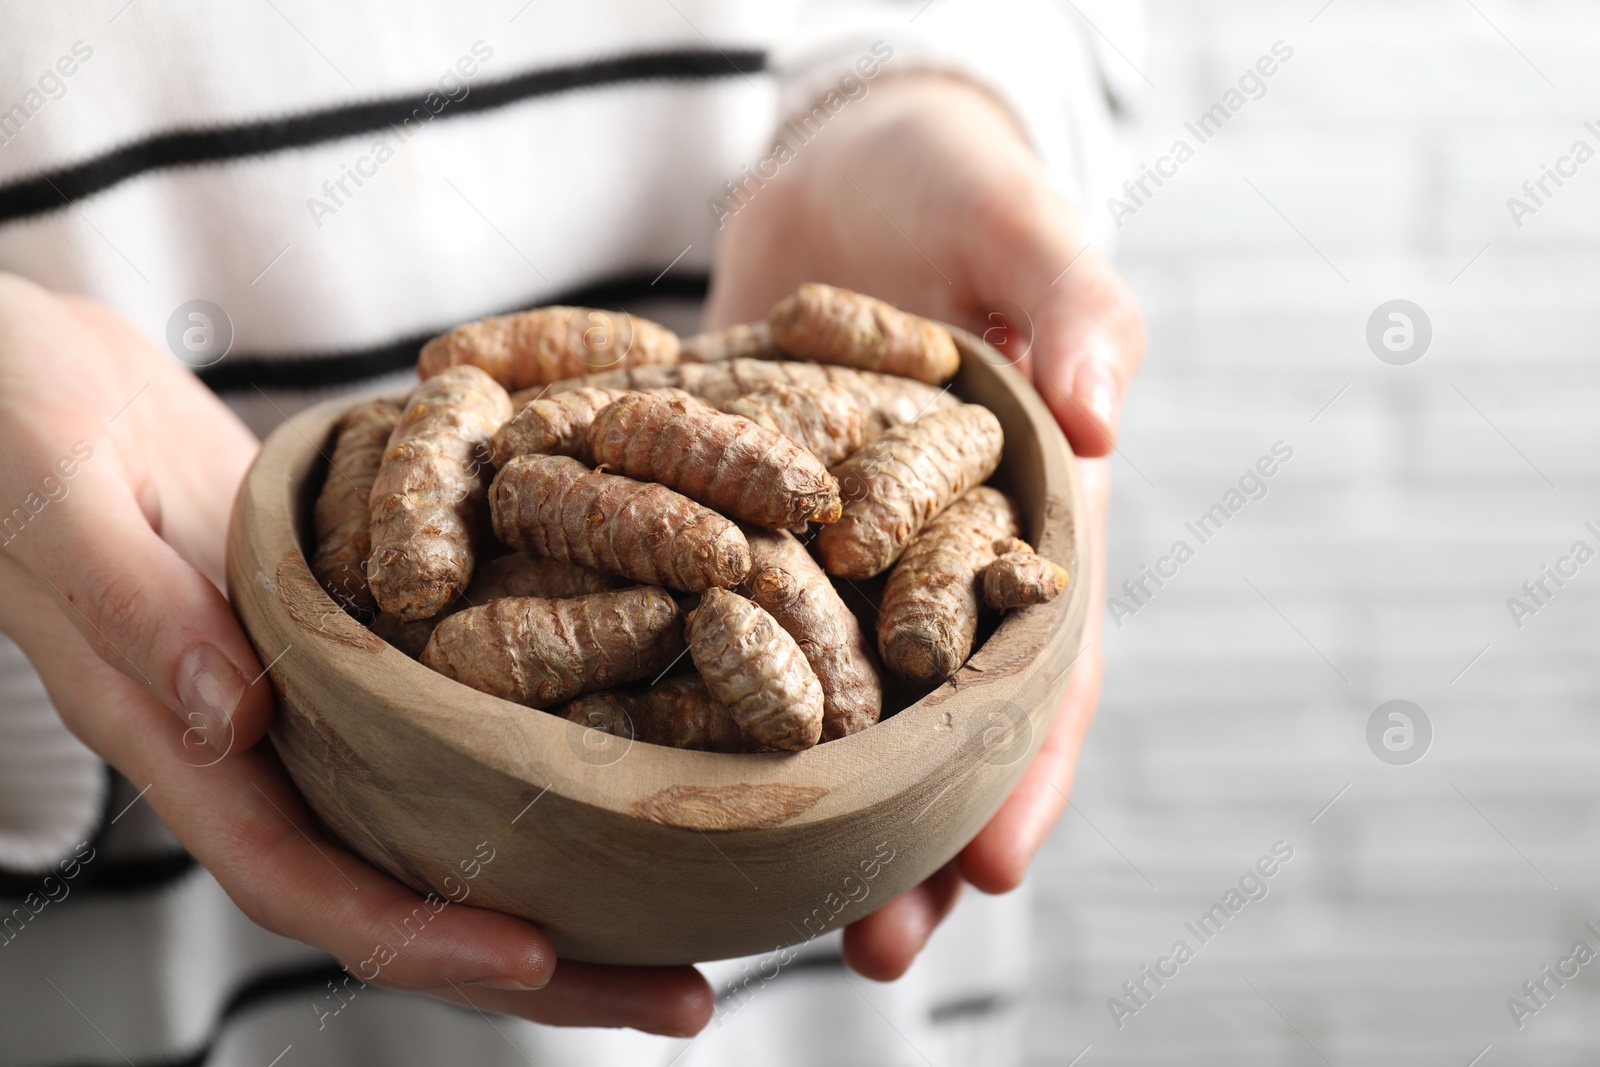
<box><xmin>705</xmin><ymin>71</ymin><xmax>1144</xmax><ymax>979</ymax></box>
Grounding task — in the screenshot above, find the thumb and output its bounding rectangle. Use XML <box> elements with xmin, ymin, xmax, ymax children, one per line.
<box><xmin>1021</xmin><ymin>246</ymin><xmax>1146</xmax><ymax>458</ymax></box>
<box><xmin>1</xmin><ymin>425</ymin><xmax>272</xmax><ymax>761</ymax></box>
<box><xmin>968</xmin><ymin>186</ymin><xmax>1146</xmax><ymax>458</ymax></box>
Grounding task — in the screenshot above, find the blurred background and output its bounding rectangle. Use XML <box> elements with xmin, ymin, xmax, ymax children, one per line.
<box><xmin>1031</xmin><ymin>0</ymin><xmax>1600</xmax><ymax>1063</ymax></box>
<box><xmin>4</xmin><ymin>1</ymin><xmax>1598</xmax><ymax>1064</ymax></box>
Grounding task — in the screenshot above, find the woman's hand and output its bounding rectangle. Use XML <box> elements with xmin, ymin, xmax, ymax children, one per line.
<box><xmin>705</xmin><ymin>72</ymin><xmax>1144</xmax><ymax>979</ymax></box>
<box><xmin>0</xmin><ymin>274</ymin><xmax>713</xmax><ymax>1036</ymax></box>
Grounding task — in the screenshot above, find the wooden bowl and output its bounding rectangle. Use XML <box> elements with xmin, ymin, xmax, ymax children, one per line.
<box><xmin>225</xmin><ymin>328</ymin><xmax>1089</xmax><ymax>966</ymax></box>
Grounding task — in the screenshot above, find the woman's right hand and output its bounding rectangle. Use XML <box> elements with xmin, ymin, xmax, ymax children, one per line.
<box><xmin>0</xmin><ymin>273</ymin><xmax>713</xmax><ymax>1036</ymax></box>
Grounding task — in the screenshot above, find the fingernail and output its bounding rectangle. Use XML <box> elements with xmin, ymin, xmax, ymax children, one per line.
<box><xmin>466</xmin><ymin>976</ymin><xmax>547</xmax><ymax>991</ymax></box>
<box><xmin>1072</xmin><ymin>356</ymin><xmax>1121</xmax><ymax>436</ymax></box>
<box><xmin>176</xmin><ymin>645</ymin><xmax>246</xmax><ymax>756</ymax></box>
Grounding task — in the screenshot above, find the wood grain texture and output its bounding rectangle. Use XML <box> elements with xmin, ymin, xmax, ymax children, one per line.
<box><xmin>631</xmin><ymin>784</ymin><xmax>829</xmax><ymax>831</ymax></box>
<box><xmin>225</xmin><ymin>325</ymin><xmax>1088</xmax><ymax>965</ymax></box>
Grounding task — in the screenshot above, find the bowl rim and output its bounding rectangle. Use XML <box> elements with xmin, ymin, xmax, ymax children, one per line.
<box><xmin>231</xmin><ymin>324</ymin><xmax>1090</xmax><ymax>833</ymax></box>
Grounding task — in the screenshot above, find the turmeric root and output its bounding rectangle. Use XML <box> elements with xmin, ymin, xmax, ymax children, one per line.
<box><xmin>469</xmin><ymin>551</ymin><xmax>626</xmax><ymax>601</ymax></box>
<box><xmin>561</xmin><ymin>675</ymin><xmax>757</xmax><ymax>752</ymax></box>
<box><xmin>983</xmin><ymin>540</ymin><xmax>1069</xmax><ymax>609</ymax></box>
<box><xmin>637</xmin><ymin>676</ymin><xmax>755</xmax><ymax>751</ymax></box>
<box><xmin>558</xmin><ymin>690</ymin><xmax>636</xmax><ymax>741</ymax></box>
<box><xmin>767</xmin><ymin>283</ymin><xmax>960</xmax><ymax>385</ymax></box>
<box><xmin>990</xmin><ymin>536</ymin><xmax>1031</xmax><ymax>558</ymax></box>
<box><xmin>681</xmin><ymin>321</ymin><xmax>781</xmax><ymax>363</ymax></box>
<box><xmin>367</xmin><ymin>366</ymin><xmax>512</xmax><ymax>620</ymax></box>
<box><xmin>370</xmin><ymin>611</ymin><xmax>437</xmax><ymax>659</ymax></box>
<box><xmin>371</xmin><ymin>552</ymin><xmax>622</xmax><ymax>659</ymax></box>
<box><xmin>490</xmin><ymin>387</ymin><xmax>699</xmax><ymax>467</ymax></box>
<box><xmin>878</xmin><ymin>488</ymin><xmax>1019</xmax><ymax>683</ymax></box>
<box><xmin>721</xmin><ymin>383</ymin><xmax>864</xmax><ymax>467</ymax></box>
<box><xmin>686</xmin><ymin>588</ymin><xmax>824</xmax><ymax>751</ymax></box>
<box><xmin>420</xmin><ymin>587</ymin><xmax>683</xmax><ymax>708</ymax></box>
<box><xmin>418</xmin><ymin>306</ymin><xmax>679</xmax><ymax>391</ymax></box>
<box><xmin>739</xmin><ymin>528</ymin><xmax>881</xmax><ymax>741</ymax></box>
<box><xmin>816</xmin><ymin>404</ymin><xmax>1004</xmax><ymax>579</ymax></box>
<box><xmin>588</xmin><ymin>393</ymin><xmax>841</xmax><ymax>530</ymax></box>
<box><xmin>489</xmin><ymin>454</ymin><xmax>750</xmax><ymax>591</ymax></box>
<box><xmin>491</xmin><ymin>386</ymin><xmax>623</xmax><ymax>466</ymax></box>
<box><xmin>545</xmin><ymin>358</ymin><xmax>956</xmax><ymax>440</ymax></box>
<box><xmin>311</xmin><ymin>399</ymin><xmax>400</xmax><ymax>615</ymax></box>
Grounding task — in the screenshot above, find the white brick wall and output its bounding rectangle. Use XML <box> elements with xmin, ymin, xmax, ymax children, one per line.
<box><xmin>1027</xmin><ymin>1</ymin><xmax>1600</xmax><ymax>1062</ymax></box>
